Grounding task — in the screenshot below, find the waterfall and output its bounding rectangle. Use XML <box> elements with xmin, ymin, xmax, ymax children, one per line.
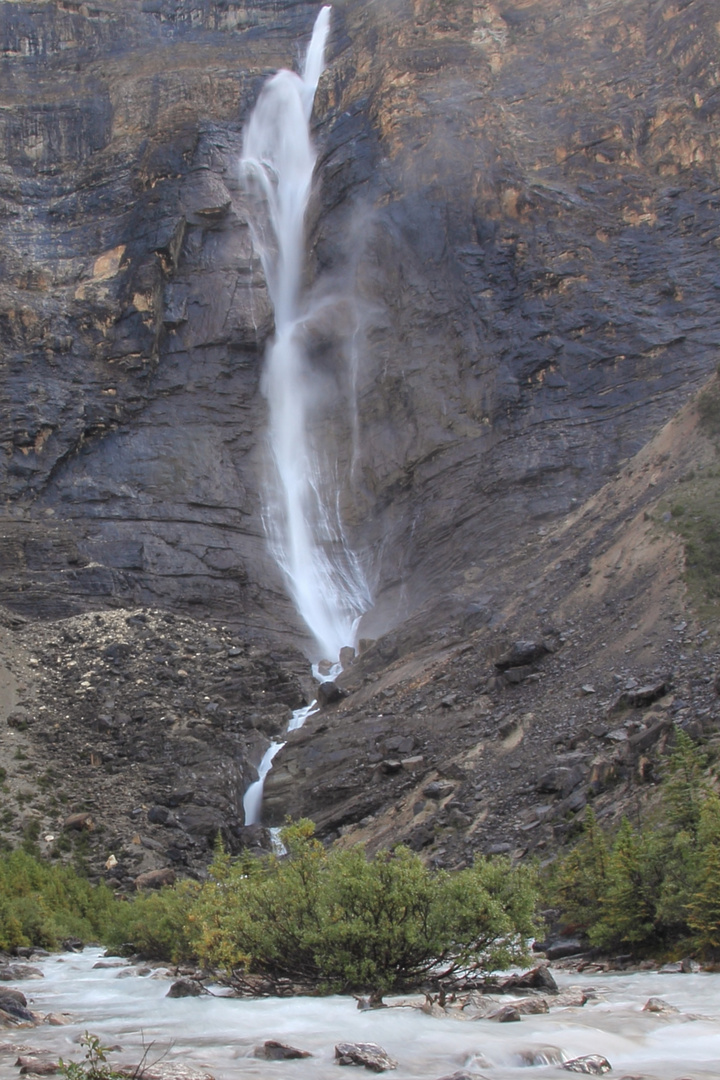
<box><xmin>241</xmin><ymin>4</ymin><xmax>371</xmax><ymax>664</ymax></box>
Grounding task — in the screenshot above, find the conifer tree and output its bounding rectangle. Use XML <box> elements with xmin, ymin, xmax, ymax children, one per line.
<box><xmin>663</xmin><ymin>728</ymin><xmax>709</xmax><ymax>839</ymax></box>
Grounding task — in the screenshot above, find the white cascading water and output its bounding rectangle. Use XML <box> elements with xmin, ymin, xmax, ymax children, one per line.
<box><xmin>241</xmin><ymin>4</ymin><xmax>371</xmax><ymax>665</ymax></box>
<box><xmin>241</xmin><ymin>8</ymin><xmax>368</xmax><ymax>825</ymax></box>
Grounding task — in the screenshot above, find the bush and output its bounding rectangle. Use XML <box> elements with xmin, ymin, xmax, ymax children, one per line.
<box><xmin>0</xmin><ymin>849</ymin><xmax>119</xmax><ymax>950</ymax></box>
<box><xmin>188</xmin><ymin>821</ymin><xmax>538</xmax><ymax>993</ymax></box>
<box><xmin>104</xmin><ymin>880</ymin><xmax>200</xmax><ymax>963</ymax></box>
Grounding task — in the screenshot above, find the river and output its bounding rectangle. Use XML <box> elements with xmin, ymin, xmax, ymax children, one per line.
<box><xmin>2</xmin><ymin>949</ymin><xmax>719</xmax><ymax>1080</ymax></box>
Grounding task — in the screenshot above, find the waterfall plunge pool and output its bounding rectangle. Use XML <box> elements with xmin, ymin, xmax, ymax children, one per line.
<box><xmin>2</xmin><ymin>949</ymin><xmax>720</xmax><ymax>1080</ymax></box>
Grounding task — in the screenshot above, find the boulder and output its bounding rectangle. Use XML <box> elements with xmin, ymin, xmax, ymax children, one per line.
<box><xmin>317</xmin><ymin>682</ymin><xmax>346</xmax><ymax>707</ymax></box>
<box><xmin>537</xmin><ymin>766</ymin><xmax>585</xmax><ymax>797</ymax></box>
<box><xmin>422</xmin><ymin>780</ymin><xmax>455</xmax><ymax>799</ymax></box>
<box><xmin>253</xmin><ymin>1041</ymin><xmax>312</xmax><ymax>1060</ymax></box>
<box><xmin>495</xmin><ymin>641</ymin><xmax>549</xmax><ymax>671</ymax></box>
<box><xmin>562</xmin><ymin>1056</ymin><xmax>612</xmax><ymax>1075</ymax></box>
<box><xmin>512</xmin><ymin>997</ymin><xmax>550</xmax><ymax>1015</ymax></box>
<box><xmin>535</xmin><ymin>937</ymin><xmax>585</xmax><ymax>961</ymax></box>
<box><xmin>499</xmin><ymin>965</ymin><xmax>558</xmax><ymax>994</ymax></box>
<box><xmin>61</xmin><ymin>938</ymin><xmax>84</xmax><ymax>953</ymax></box>
<box><xmin>0</xmin><ymin>987</ymin><xmax>36</xmax><ymax>1024</ymax></box>
<box><xmin>642</xmin><ymin>997</ymin><xmax>679</xmax><ymax>1014</ymax></box>
<box><xmin>134</xmin><ymin>868</ymin><xmax>176</xmax><ymax>890</ymax></box>
<box><xmin>339</xmin><ymin>647</ymin><xmax>356</xmax><ymax>670</ymax></box>
<box><xmin>17</xmin><ymin>1060</ymin><xmax>58</xmax><ymax>1075</ymax></box>
<box><xmin>489</xmin><ymin>1005</ymin><xmax>521</xmax><ymax>1022</ymax></box>
<box><xmin>166</xmin><ymin>979</ymin><xmax>203</xmax><ymax>998</ymax></box>
<box><xmin>0</xmin><ymin>965</ymin><xmax>43</xmax><ymax>981</ymax></box>
<box><xmin>335</xmin><ymin>1042</ymin><xmax>398</xmax><ymax>1071</ymax></box>
<box><xmin>62</xmin><ymin>813</ymin><xmax>94</xmax><ymax>832</ymax></box>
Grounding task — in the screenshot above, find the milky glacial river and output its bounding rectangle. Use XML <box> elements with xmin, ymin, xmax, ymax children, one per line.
<box><xmin>2</xmin><ymin>949</ymin><xmax>720</xmax><ymax>1080</ymax></box>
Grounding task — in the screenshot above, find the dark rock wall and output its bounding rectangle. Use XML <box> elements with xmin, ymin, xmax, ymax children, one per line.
<box><xmin>1</xmin><ymin>0</ymin><xmax>719</xmax><ymax>649</ymax></box>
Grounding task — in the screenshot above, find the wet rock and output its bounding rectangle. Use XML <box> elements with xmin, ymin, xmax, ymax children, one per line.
<box><xmin>131</xmin><ymin>1065</ymin><xmax>214</xmax><ymax>1080</ymax></box>
<box><xmin>317</xmin><ymin>682</ymin><xmax>346</xmax><ymax>707</ymax></box>
<box><xmin>166</xmin><ymin>978</ymin><xmax>203</xmax><ymax>998</ymax></box>
<box><xmin>553</xmin><ymin>988</ymin><xmax>590</xmax><ymax>1009</ymax></box>
<box><xmin>432</xmin><ymin>1073</ymin><xmax>479</xmax><ymax>1080</ymax></box>
<box><xmin>562</xmin><ymin>1056</ymin><xmax>612</xmax><ymax>1075</ymax></box>
<box><xmin>516</xmin><ymin>1046</ymin><xmax>565</xmax><ymax>1067</ymax></box>
<box><xmin>335</xmin><ymin>1042</ymin><xmax>398</xmax><ymax>1071</ymax></box>
<box><xmin>0</xmin><ymin>988</ymin><xmax>36</xmax><ymax>1024</ymax></box>
<box><xmin>643</xmin><ymin>997</ymin><xmax>679</xmax><ymax>1014</ymax></box>
<box><xmin>61</xmin><ymin>939</ymin><xmax>84</xmax><ymax>953</ymax></box>
<box><xmin>0</xmin><ymin>966</ymin><xmax>43</xmax><ymax>981</ymax></box>
<box><xmin>534</xmin><ymin>937</ymin><xmax>585</xmax><ymax>961</ymax></box>
<box><xmin>253</xmin><ymin>1041</ymin><xmax>312</xmax><ymax>1060</ymax></box>
<box><xmin>489</xmin><ymin>1005</ymin><xmax>521</xmax><ymax>1022</ymax></box>
<box><xmin>499</xmin><ymin>965</ymin><xmax>558</xmax><ymax>994</ymax></box>
<box><xmin>339</xmin><ymin>647</ymin><xmax>356</xmax><ymax>670</ymax></box>
<box><xmin>512</xmin><ymin>997</ymin><xmax>550</xmax><ymax>1015</ymax></box>
<box><xmin>17</xmin><ymin>1060</ymin><xmax>58</xmax><ymax>1076</ymax></box>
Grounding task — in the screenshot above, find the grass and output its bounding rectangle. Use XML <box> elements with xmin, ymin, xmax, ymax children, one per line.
<box><xmin>660</xmin><ymin>467</ymin><xmax>720</xmax><ymax>621</ymax></box>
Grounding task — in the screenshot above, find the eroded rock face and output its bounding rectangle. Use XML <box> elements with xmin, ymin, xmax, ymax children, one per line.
<box><xmin>2</xmin><ymin>0</ymin><xmax>720</xmax><ymax>866</ymax></box>
<box><xmin>1</xmin><ymin>0</ymin><xmax>719</xmax><ymax>647</ymax></box>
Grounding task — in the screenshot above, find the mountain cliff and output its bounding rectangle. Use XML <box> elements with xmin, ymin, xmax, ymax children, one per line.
<box><xmin>1</xmin><ymin>0</ymin><xmax>720</xmax><ymax>878</ymax></box>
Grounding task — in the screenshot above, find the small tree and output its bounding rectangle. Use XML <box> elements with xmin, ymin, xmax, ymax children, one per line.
<box><xmin>663</xmin><ymin>728</ymin><xmax>710</xmax><ymax>839</ymax></box>
<box><xmin>590</xmin><ymin>818</ymin><xmax>663</xmax><ymax>950</ymax></box>
<box><xmin>687</xmin><ymin>842</ymin><xmax>720</xmax><ymax>959</ymax></box>
<box><xmin>551</xmin><ymin>808</ymin><xmax>609</xmax><ymax>933</ymax></box>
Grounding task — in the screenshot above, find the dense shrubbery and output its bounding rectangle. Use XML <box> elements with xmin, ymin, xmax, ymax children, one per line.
<box><xmin>0</xmin><ymin>823</ymin><xmax>538</xmax><ymax>993</ymax></box>
<box><xmin>184</xmin><ymin>821</ymin><xmax>538</xmax><ymax>992</ymax></box>
<box><xmin>0</xmin><ymin>849</ymin><xmax>118</xmax><ymax>950</ymax></box>
<box><xmin>549</xmin><ymin>728</ymin><xmax>720</xmax><ymax>959</ymax></box>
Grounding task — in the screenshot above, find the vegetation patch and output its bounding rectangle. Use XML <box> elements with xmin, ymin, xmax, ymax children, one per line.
<box><xmin>547</xmin><ymin>729</ymin><xmax>720</xmax><ymax>959</ymax></box>
<box><xmin>0</xmin><ymin>849</ymin><xmax>119</xmax><ymax>951</ymax></box>
<box><xmin>659</xmin><ymin>465</ymin><xmax>720</xmax><ymax>622</ymax></box>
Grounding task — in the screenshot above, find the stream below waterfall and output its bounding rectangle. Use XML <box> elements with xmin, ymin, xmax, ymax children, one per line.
<box><xmin>2</xmin><ymin>949</ymin><xmax>720</xmax><ymax>1080</ymax></box>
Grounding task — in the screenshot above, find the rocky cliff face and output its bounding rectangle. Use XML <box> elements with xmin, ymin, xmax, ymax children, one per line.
<box><xmin>1</xmin><ymin>0</ymin><xmax>720</xmax><ymax>876</ymax></box>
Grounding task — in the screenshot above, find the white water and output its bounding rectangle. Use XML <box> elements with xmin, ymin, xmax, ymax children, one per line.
<box><xmin>242</xmin><ymin>741</ymin><xmax>285</xmax><ymax>826</ymax></box>
<box><xmin>243</xmin><ymin>700</ymin><xmax>318</xmax><ymax>826</ymax></box>
<box><xmin>241</xmin><ymin>5</ymin><xmax>371</xmax><ymax>662</ymax></box>
<box><xmin>7</xmin><ymin>949</ymin><xmax>720</xmax><ymax>1080</ymax></box>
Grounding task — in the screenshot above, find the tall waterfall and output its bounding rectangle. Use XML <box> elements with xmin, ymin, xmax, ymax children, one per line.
<box><xmin>241</xmin><ymin>5</ymin><xmax>371</xmax><ymax>663</ymax></box>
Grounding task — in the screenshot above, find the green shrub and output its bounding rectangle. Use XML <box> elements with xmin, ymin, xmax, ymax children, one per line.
<box><xmin>188</xmin><ymin>821</ymin><xmax>538</xmax><ymax>992</ymax></box>
<box><xmin>0</xmin><ymin>849</ymin><xmax>119</xmax><ymax>950</ymax></box>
